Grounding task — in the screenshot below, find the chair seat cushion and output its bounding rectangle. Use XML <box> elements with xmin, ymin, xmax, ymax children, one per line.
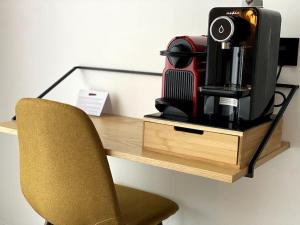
<box><xmin>115</xmin><ymin>185</ymin><xmax>178</xmax><ymax>225</ymax></box>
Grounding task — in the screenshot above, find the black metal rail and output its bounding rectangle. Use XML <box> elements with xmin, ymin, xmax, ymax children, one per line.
<box><xmin>11</xmin><ymin>66</ymin><xmax>162</xmax><ymax>120</ymax></box>
<box><xmin>11</xmin><ymin>66</ymin><xmax>299</xmax><ymax>179</ymax></box>
<box><xmin>37</xmin><ymin>66</ymin><xmax>162</xmax><ymax>99</ymax></box>
<box><xmin>246</xmin><ymin>83</ymin><xmax>299</xmax><ymax>177</ymax></box>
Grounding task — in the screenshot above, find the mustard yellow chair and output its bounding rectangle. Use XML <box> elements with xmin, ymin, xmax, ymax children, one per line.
<box><xmin>16</xmin><ymin>98</ymin><xmax>178</xmax><ymax>225</ymax></box>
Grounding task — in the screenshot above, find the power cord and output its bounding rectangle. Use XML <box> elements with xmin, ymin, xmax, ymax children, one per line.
<box><xmin>276</xmin><ymin>65</ymin><xmax>283</xmax><ymax>81</ymax></box>
<box><xmin>275</xmin><ymin>65</ymin><xmax>286</xmax><ymax>107</ymax></box>
<box><xmin>274</xmin><ymin>91</ymin><xmax>286</xmax><ymax>107</ymax></box>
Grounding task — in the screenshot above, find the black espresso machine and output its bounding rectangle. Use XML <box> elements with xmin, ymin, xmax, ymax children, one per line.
<box><xmin>200</xmin><ymin>7</ymin><xmax>281</xmax><ymax>123</ymax></box>
<box><xmin>155</xmin><ymin>7</ymin><xmax>281</xmax><ymax>126</ymax></box>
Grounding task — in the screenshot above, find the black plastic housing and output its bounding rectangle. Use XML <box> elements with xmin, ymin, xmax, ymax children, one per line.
<box><xmin>203</xmin><ymin>7</ymin><xmax>281</xmax><ymax>122</ymax></box>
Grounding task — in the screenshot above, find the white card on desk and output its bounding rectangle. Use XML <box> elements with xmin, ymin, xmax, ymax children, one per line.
<box><xmin>76</xmin><ymin>90</ymin><xmax>108</xmax><ymax>116</ymax></box>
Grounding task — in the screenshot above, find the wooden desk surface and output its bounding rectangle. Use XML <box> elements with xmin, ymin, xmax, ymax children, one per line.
<box><xmin>0</xmin><ymin>114</ymin><xmax>290</xmax><ymax>183</ymax></box>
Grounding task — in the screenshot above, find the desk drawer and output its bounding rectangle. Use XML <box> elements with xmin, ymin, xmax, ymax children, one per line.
<box><xmin>143</xmin><ymin>122</ymin><xmax>239</xmax><ymax>165</ymax></box>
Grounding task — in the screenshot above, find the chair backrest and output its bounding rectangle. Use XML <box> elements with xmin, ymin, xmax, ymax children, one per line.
<box><xmin>16</xmin><ymin>98</ymin><xmax>122</xmax><ymax>225</ymax></box>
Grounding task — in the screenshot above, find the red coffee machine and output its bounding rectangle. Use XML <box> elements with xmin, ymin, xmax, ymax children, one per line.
<box><xmin>156</xmin><ymin>36</ymin><xmax>207</xmax><ymax>119</ymax></box>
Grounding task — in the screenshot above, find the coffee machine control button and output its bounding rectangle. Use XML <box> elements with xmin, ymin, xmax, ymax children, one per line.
<box><xmin>210</xmin><ymin>16</ymin><xmax>234</xmax><ymax>42</ymax></box>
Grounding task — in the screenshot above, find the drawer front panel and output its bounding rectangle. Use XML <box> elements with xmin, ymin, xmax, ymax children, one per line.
<box><xmin>143</xmin><ymin>122</ymin><xmax>239</xmax><ymax>165</ymax></box>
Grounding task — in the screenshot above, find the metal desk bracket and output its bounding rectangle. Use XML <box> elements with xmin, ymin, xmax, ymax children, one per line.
<box><xmin>11</xmin><ymin>66</ymin><xmax>299</xmax><ymax>179</ymax></box>
<box><xmin>246</xmin><ymin>83</ymin><xmax>299</xmax><ymax>177</ymax></box>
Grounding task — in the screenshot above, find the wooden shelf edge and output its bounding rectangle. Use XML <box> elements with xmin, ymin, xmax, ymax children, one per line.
<box><xmin>0</xmin><ymin>121</ymin><xmax>17</xmax><ymax>135</ymax></box>
<box><xmin>143</xmin><ymin>117</ymin><xmax>244</xmax><ymax>136</ymax></box>
<box><xmin>106</xmin><ymin>148</ymin><xmax>236</xmax><ymax>183</ymax></box>
<box><xmin>107</xmin><ymin>141</ymin><xmax>290</xmax><ymax>183</ymax></box>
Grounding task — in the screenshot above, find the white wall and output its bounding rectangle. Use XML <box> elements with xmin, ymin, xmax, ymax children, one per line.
<box><xmin>0</xmin><ymin>0</ymin><xmax>300</xmax><ymax>225</ymax></box>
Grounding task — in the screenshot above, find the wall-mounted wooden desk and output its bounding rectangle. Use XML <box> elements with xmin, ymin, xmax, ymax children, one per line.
<box><xmin>0</xmin><ymin>114</ymin><xmax>289</xmax><ymax>183</ymax></box>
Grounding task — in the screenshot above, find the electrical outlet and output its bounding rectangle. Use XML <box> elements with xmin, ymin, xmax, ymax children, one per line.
<box><xmin>278</xmin><ymin>38</ymin><xmax>299</xmax><ymax>66</ymax></box>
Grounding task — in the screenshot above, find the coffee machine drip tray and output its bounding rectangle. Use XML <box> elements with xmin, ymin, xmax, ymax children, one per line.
<box><xmin>199</xmin><ymin>86</ymin><xmax>251</xmax><ymax>98</ymax></box>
